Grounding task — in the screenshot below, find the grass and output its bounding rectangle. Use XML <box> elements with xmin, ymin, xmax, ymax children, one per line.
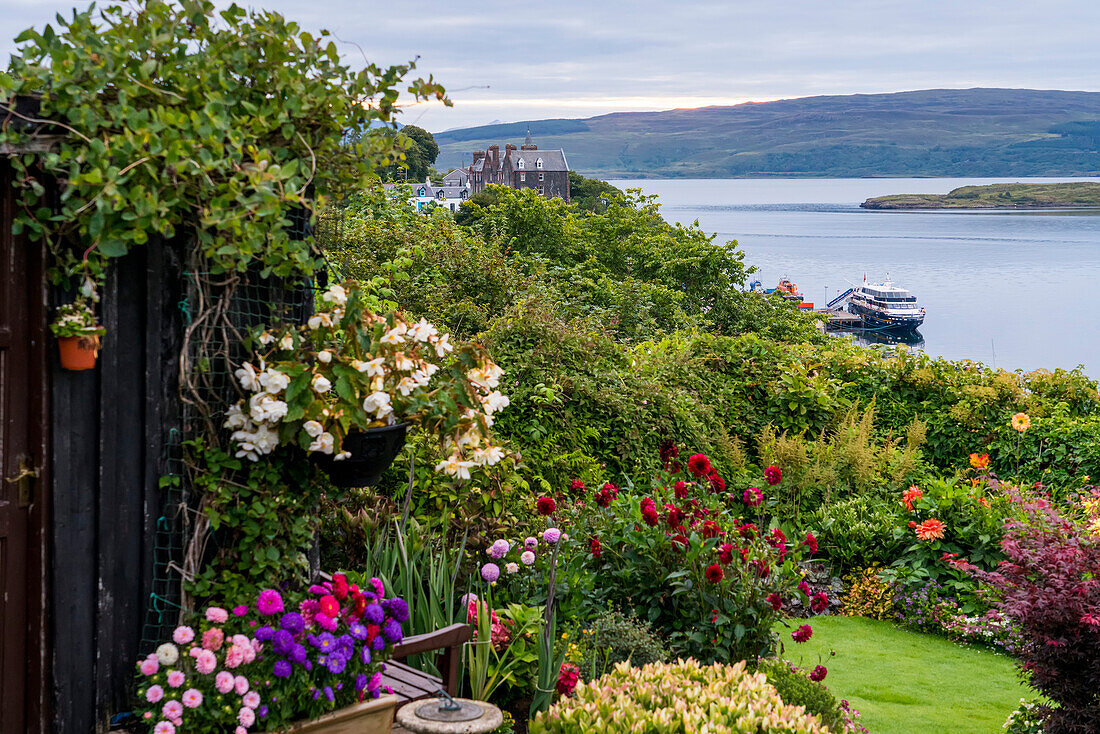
<box><xmin>781</xmin><ymin>616</ymin><xmax>1030</xmax><ymax>734</ymax></box>
<box><xmin>861</xmin><ymin>182</ymin><xmax>1100</xmax><ymax>209</ymax></box>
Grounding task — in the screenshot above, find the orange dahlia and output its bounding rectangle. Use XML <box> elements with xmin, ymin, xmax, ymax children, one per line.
<box><xmin>1010</xmin><ymin>412</ymin><xmax>1031</xmax><ymax>432</ymax></box>
<box><xmin>902</xmin><ymin>486</ymin><xmax>923</xmax><ymax>512</ymax></box>
<box><xmin>914</xmin><ymin>518</ymin><xmax>946</xmax><ymax>541</ymax></box>
<box><xmin>969</xmin><ymin>452</ymin><xmax>990</xmax><ymax>470</ymax></box>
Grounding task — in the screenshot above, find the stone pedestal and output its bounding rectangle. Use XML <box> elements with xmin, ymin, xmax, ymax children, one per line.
<box><xmin>395</xmin><ymin>698</ymin><xmax>503</xmax><ymax>734</ymax></box>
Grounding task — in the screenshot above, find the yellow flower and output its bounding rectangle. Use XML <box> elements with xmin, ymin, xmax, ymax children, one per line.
<box><xmin>1010</xmin><ymin>412</ymin><xmax>1031</xmax><ymax>432</ymax></box>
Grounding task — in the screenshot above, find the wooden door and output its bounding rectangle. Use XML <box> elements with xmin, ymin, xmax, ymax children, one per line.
<box><xmin>0</xmin><ymin>162</ymin><xmax>49</xmax><ymax>734</ymax></box>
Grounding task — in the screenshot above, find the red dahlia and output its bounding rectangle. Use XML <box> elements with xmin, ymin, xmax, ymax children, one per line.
<box><xmin>674</xmin><ymin>480</ymin><xmax>690</xmax><ymax>499</ymax></box>
<box><xmin>742</xmin><ymin>487</ymin><xmax>763</xmax><ymax>507</ymax></box>
<box><xmin>764</xmin><ymin>466</ymin><xmax>783</xmax><ymax>486</ymax></box>
<box><xmin>717</xmin><ymin>543</ymin><xmax>734</xmax><ymax>565</ymax></box>
<box><xmin>766</xmin><ymin>592</ymin><xmax>783</xmax><ymax>611</ymax></box>
<box><xmin>569</xmin><ymin>479</ymin><xmax>585</xmax><ymax>497</ymax></box>
<box><xmin>739</xmin><ymin>523</ymin><xmax>758</xmax><ymax>540</ymax></box>
<box><xmin>791</xmin><ymin>624</ymin><xmax>813</xmax><ymax>643</ymax></box>
<box><xmin>810</xmin><ymin>592</ymin><xmax>829</xmax><ymax>614</ymax></box>
<box><xmin>803</xmin><ymin>531</ymin><xmax>818</xmax><ymax>555</ymax></box>
<box><xmin>701</xmin><ymin>520</ymin><xmax>724</xmax><ymax>539</ymax></box>
<box><xmin>687</xmin><ymin>453</ymin><xmax>712</xmax><ymax>478</ymax></box>
<box><xmin>588</xmin><ymin>537</ymin><xmax>601</xmax><ymax>559</ymax></box>
<box><xmin>810</xmin><ymin>665</ymin><xmax>827</xmax><ymax>682</ymax></box>
<box><xmin>665</xmin><ymin>505</ymin><xmax>685</xmax><ymax>527</ymax></box>
<box><xmin>641</xmin><ymin>504</ymin><xmax>660</xmax><ymax>527</ymax></box>
<box><xmin>536</xmin><ymin>496</ymin><xmax>556</xmax><ymax>515</ymax></box>
<box><xmin>705</xmin><ymin>563</ymin><xmax>724</xmax><ymax>583</ymax></box>
<box><xmin>708</xmin><ymin>473</ymin><xmax>726</xmax><ymax>494</ymax></box>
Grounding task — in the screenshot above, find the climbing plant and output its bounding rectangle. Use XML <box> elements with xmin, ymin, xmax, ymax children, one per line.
<box><xmin>0</xmin><ymin>0</ymin><xmax>447</xmax><ymax>287</ymax></box>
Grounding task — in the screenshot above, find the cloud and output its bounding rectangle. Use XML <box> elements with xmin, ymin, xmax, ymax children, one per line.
<box><xmin>2</xmin><ymin>0</ymin><xmax>1099</xmax><ymax>131</ymax></box>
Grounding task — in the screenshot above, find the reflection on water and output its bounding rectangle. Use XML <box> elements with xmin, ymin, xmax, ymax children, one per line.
<box><xmin>839</xmin><ymin>328</ymin><xmax>926</xmax><ymax>351</ymax></box>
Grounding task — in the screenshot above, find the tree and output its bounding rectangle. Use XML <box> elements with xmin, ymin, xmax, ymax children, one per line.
<box><xmin>381</xmin><ymin>125</ymin><xmax>439</xmax><ymax>182</ymax></box>
<box><xmin>569</xmin><ymin>171</ymin><xmax>622</xmax><ymax>214</ymax></box>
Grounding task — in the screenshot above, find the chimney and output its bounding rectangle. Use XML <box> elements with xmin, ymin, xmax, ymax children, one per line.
<box><xmin>472</xmin><ymin>151</ymin><xmax>485</xmax><ymax>162</ymax></box>
<box><xmin>505</xmin><ymin>144</ymin><xmax>516</xmax><ymax>152</ymax></box>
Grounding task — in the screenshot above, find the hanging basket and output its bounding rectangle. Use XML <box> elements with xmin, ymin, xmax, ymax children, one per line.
<box><xmin>57</xmin><ymin>334</ymin><xmax>101</xmax><ymax>371</ymax></box>
<box><xmin>313</xmin><ymin>423</ymin><xmax>410</xmax><ymax>488</ymax></box>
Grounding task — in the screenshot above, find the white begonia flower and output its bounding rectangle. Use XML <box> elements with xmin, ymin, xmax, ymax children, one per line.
<box><xmin>249</xmin><ymin>393</ymin><xmax>288</xmax><ymax>423</ymax></box>
<box><xmin>370</xmin><ymin>375</ymin><xmax>385</xmax><ymax>393</ymax></box>
<box><xmin>434</xmin><ymin>334</ymin><xmax>453</xmax><ymax>357</ymax></box>
<box><xmin>258</xmin><ymin>331</ymin><xmax>275</xmax><ymax>346</ymax></box>
<box><xmin>311</xmin><ymin>374</ymin><xmax>332</xmax><ymax>394</ymax></box>
<box><xmin>473</xmin><ymin>445</ymin><xmax>505</xmax><ymax>466</ymax></box>
<box><xmin>482</xmin><ymin>391</ymin><xmax>511</xmax><ymax>415</ymax></box>
<box><xmin>394</xmin><ymin>354</ymin><xmax>414</xmax><ymax>372</ymax></box>
<box><xmin>396</xmin><ymin>376</ymin><xmax>419</xmax><ymax>396</ymax></box>
<box><xmin>317</xmin><ymin>350</ymin><xmax>333</xmax><ymax>364</ymax></box>
<box><xmin>224</xmin><ymin>404</ymin><xmax>249</xmax><ymax>430</ymax></box>
<box><xmin>322</xmin><ymin>284</ymin><xmax>347</xmax><ymax>306</ymax></box>
<box><xmin>333</xmin><ymin>451</ymin><xmax>352</xmax><ymax>461</ymax></box>
<box><xmin>308</xmin><ymin>431</ymin><xmax>335</xmax><ymax>454</ymax></box>
<box><xmin>434</xmin><ymin>455</ymin><xmax>475</xmax><ymax>480</ymax></box>
<box><xmin>259</xmin><ymin>368</ymin><xmax>290</xmax><ymax>394</ymax></box>
<box><xmin>362</xmin><ymin>391</ymin><xmax>393</xmax><ymax>419</ymax></box>
<box><xmin>365</xmin><ymin>357</ymin><xmax>386</xmax><ymax>377</ymax></box>
<box><xmin>456</xmin><ymin>430</ymin><xmax>481</xmax><ymax>449</ymax></box>
<box><xmin>411</xmin><ymin>369</ymin><xmax>433</xmax><ymax>388</ymax></box>
<box><xmin>155</xmin><ymin>643</ymin><xmax>180</xmax><ymax>666</ymax></box>
<box><xmin>303</xmin><ymin>420</ymin><xmax>324</xmax><ymax>437</ymax></box>
<box><xmin>483</xmin><ymin>363</ymin><xmax>503</xmax><ymax>389</ymax></box>
<box><xmin>380</xmin><ymin>328</ymin><xmax>405</xmax><ymax>345</ymax></box>
<box><xmin>409</xmin><ymin>318</ymin><xmax>438</xmax><ymax>342</ymax></box>
<box><xmin>466</xmin><ymin>367</ymin><xmax>488</xmax><ymax>390</ymax></box>
<box><xmin>307</xmin><ymin>313</ymin><xmax>332</xmax><ymax>331</ymax></box>
<box><xmin>278</xmin><ymin>333</ymin><xmax>295</xmax><ymax>350</ymax></box>
<box><xmin>252</xmin><ymin>424</ymin><xmax>279</xmax><ymax>453</ymax></box>
<box><xmin>350</xmin><ymin>359</ymin><xmax>366</xmax><ymax>372</ymax></box>
<box><xmin>235</xmin><ymin>362</ymin><xmax>262</xmax><ymax>392</ymax></box>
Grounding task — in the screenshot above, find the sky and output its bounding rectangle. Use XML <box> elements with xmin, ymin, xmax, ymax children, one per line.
<box><xmin>2</xmin><ymin>0</ymin><xmax>1100</xmax><ymax>132</ymax></box>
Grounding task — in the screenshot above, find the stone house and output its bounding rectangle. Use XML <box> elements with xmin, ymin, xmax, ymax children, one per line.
<box><xmin>466</xmin><ymin>132</ymin><xmax>570</xmax><ymax>202</ymax></box>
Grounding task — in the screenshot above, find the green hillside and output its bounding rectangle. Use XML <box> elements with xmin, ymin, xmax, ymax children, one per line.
<box><xmin>434</xmin><ymin>88</ymin><xmax>1100</xmax><ymax>178</ymax></box>
<box><xmin>862</xmin><ymin>181</ymin><xmax>1100</xmax><ymax>209</ymax></box>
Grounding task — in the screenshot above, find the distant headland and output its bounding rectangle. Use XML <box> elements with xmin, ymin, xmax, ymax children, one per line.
<box><xmin>861</xmin><ymin>182</ymin><xmax>1100</xmax><ymax>210</ymax></box>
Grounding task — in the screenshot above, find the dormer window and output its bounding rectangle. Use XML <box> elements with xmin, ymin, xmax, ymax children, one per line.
<box><xmin>418</xmin><ymin>187</ymin><xmax>426</xmax><ymax>196</ymax></box>
<box><xmin>536</xmin><ymin>158</ymin><xmax>543</xmax><ymax>169</ymax></box>
<box><xmin>518</xmin><ymin>159</ymin><xmax>525</xmax><ymax>169</ymax></box>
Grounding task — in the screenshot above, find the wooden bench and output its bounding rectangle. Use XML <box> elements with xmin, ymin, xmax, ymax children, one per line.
<box><xmin>381</xmin><ymin>622</ymin><xmax>471</xmax><ymax>703</ymax></box>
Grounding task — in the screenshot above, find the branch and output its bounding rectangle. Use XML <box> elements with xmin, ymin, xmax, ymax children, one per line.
<box><xmin>0</xmin><ymin>102</ymin><xmax>93</xmax><ymax>144</ymax></box>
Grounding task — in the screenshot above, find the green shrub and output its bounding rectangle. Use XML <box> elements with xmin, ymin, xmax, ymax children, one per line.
<box><xmin>809</xmin><ymin>495</ymin><xmax>906</xmax><ymax>574</ymax></box>
<box><xmin>757</xmin><ymin>659</ymin><xmax>846</xmax><ymax>733</ymax></box>
<box><xmin>575</xmin><ymin>611</ymin><xmax>667</xmax><ymax>680</ymax></box>
<box><xmin>530</xmin><ymin>659</ymin><xmax>831</xmax><ymax>734</ymax></box>
<box><xmin>1002</xmin><ymin>699</ymin><xmax>1048</xmax><ymax>734</ymax></box>
<box><xmin>840</xmin><ymin>567</ymin><xmax>895</xmax><ymax>620</ymax></box>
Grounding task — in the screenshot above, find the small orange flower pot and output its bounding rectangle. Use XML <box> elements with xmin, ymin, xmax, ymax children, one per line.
<box><xmin>58</xmin><ymin>335</ymin><xmax>100</xmax><ymax>371</ymax></box>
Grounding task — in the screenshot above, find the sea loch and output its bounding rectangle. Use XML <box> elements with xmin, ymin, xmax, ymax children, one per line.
<box><xmin>612</xmin><ymin>177</ymin><xmax>1100</xmax><ymax>375</ymax></box>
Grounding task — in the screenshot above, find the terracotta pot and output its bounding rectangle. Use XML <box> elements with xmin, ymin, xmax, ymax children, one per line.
<box><xmin>273</xmin><ymin>694</ymin><xmax>398</xmax><ymax>734</ymax></box>
<box><xmin>313</xmin><ymin>423</ymin><xmax>410</xmax><ymax>488</ymax></box>
<box><xmin>58</xmin><ymin>335</ymin><xmax>100</xmax><ymax>370</ymax></box>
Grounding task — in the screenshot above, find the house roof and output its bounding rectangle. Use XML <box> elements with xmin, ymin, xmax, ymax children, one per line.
<box><xmin>442</xmin><ymin>169</ymin><xmax>469</xmax><ymax>183</ymax></box>
<box><xmin>505</xmin><ymin>149</ymin><xmax>569</xmax><ymax>172</ymax></box>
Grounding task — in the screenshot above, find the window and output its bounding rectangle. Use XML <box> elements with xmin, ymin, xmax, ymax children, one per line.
<box><xmin>418</xmin><ymin>187</ymin><xmax>426</xmax><ymax>196</ymax></box>
<box><xmin>519</xmin><ymin>172</ymin><xmax>525</xmax><ymax>182</ymax></box>
<box><xmin>538</xmin><ymin>186</ymin><xmax>544</xmax><ymax>195</ymax></box>
<box><xmin>538</xmin><ymin>172</ymin><xmax>544</xmax><ymax>182</ymax></box>
<box><xmin>518</xmin><ymin>159</ymin><xmax>525</xmax><ymax>169</ymax></box>
<box><xmin>536</xmin><ymin>158</ymin><xmax>543</xmax><ymax>169</ymax></box>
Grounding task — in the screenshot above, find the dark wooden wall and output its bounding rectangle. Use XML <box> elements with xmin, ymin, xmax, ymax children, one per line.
<box><xmin>50</xmin><ymin>239</ymin><xmax>183</xmax><ymax>733</ymax></box>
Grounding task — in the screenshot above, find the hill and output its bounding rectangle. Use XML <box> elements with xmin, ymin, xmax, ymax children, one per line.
<box><xmin>861</xmin><ymin>181</ymin><xmax>1100</xmax><ymax>209</ymax></box>
<box><xmin>433</xmin><ymin>88</ymin><xmax>1100</xmax><ymax>178</ymax></box>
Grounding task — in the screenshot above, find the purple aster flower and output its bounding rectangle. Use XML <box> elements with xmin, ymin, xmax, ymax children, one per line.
<box><xmin>355</xmin><ymin>673</ymin><xmax>368</xmax><ymax>691</ymax></box>
<box><xmin>481</xmin><ymin>563</ymin><xmax>500</xmax><ymax>583</ymax></box>
<box><xmin>383</xmin><ymin>598</ymin><xmax>409</xmax><ymax>623</ymax></box>
<box><xmin>257</xmin><ymin>589</ymin><xmax>284</xmax><ymax>615</ymax></box>
<box><xmin>315</xmin><ymin>632</ymin><xmax>336</xmax><ymax>652</ymax></box>
<box><xmin>255</xmin><ymin>625</ymin><xmax>276</xmax><ymax>642</ymax></box>
<box><xmin>349</xmin><ymin>623</ymin><xmax>368</xmax><ymax>640</ymax></box>
<box><xmin>312</xmin><ymin>689</ymin><xmax>322</xmax><ymax>700</ymax></box>
<box><xmin>309</xmin><ymin>584</ymin><xmax>328</xmax><ymax>595</ymax></box>
<box><xmin>273</xmin><ymin>660</ymin><xmax>292</xmax><ymax>678</ymax></box>
<box><xmin>258</xmin><ymin>705</ymin><xmax>268</xmax><ymax>719</ymax></box>
<box><xmin>279</xmin><ymin>612</ymin><xmax>305</xmax><ymax>635</ymax></box>
<box><xmin>382</xmin><ymin>619</ymin><xmax>403</xmax><ymax>644</ymax></box>
<box><xmin>361</xmin><ymin>647</ymin><xmax>372</xmax><ymax>665</ymax></box>
<box><xmin>326</xmin><ymin>655</ymin><xmax>347</xmax><ymax>674</ymax></box>
<box><xmin>372</xmin><ymin>635</ymin><xmax>385</xmax><ymax>651</ymax></box>
<box><xmin>324</xmin><ymin>686</ymin><xmax>335</xmax><ymax>703</ymax></box>
<box><xmin>272</xmin><ymin>629</ymin><xmax>295</xmax><ymax>655</ymax></box>
<box><xmin>290</xmin><ymin>644</ymin><xmax>308</xmax><ymax>665</ymax></box>
<box><xmin>364</xmin><ymin>604</ymin><xmax>385</xmax><ymax>625</ymax></box>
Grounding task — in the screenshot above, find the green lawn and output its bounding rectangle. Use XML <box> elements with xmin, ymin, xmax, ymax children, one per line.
<box><xmin>781</xmin><ymin>616</ymin><xmax>1029</xmax><ymax>734</ymax></box>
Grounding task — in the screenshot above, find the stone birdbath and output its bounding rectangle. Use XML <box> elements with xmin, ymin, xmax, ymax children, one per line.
<box><xmin>395</xmin><ymin>690</ymin><xmax>503</xmax><ymax>734</ymax></box>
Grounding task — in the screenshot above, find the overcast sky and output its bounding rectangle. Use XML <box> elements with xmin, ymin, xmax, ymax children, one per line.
<box><xmin>3</xmin><ymin>1</ymin><xmax>1100</xmax><ymax>132</ymax></box>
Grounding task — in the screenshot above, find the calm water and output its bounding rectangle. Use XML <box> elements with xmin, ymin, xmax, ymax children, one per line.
<box><xmin>610</xmin><ymin>178</ymin><xmax>1100</xmax><ymax>375</ymax></box>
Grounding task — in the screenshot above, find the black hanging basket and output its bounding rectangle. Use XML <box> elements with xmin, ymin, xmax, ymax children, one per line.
<box><xmin>313</xmin><ymin>423</ymin><xmax>410</xmax><ymax>488</ymax></box>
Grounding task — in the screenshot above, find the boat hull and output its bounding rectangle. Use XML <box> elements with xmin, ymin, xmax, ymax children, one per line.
<box><xmin>847</xmin><ymin>302</ymin><xmax>925</xmax><ymax>332</ymax></box>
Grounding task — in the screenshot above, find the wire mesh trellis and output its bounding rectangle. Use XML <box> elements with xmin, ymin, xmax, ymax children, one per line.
<box><xmin>139</xmin><ymin>208</ymin><xmax>321</xmax><ymax>651</ymax></box>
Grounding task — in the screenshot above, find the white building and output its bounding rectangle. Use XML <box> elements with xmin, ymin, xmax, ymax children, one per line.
<box><xmin>383</xmin><ymin>177</ymin><xmax>471</xmax><ymax>214</ymax></box>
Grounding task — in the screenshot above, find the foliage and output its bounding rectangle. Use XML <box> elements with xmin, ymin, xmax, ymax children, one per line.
<box><xmin>757</xmin><ymin>658</ymin><xmax>848</xmax><ymax>733</ymax></box>
<box><xmin>379</xmin><ymin>125</ymin><xmax>439</xmax><ymax>183</ymax></box>
<box><xmin>569</xmin><ymin>610</ymin><xmax>667</xmax><ymax>681</ymax></box>
<box><xmin>0</xmin><ymin>0</ymin><xmax>446</xmax><ymax>288</ymax></box>
<box><xmin>465</xmin><ymin>592</ymin><xmax>542</xmax><ymax>703</ymax></box>
<box><xmin>225</xmin><ymin>280</ymin><xmax>511</xmax><ymax>477</ymax></box>
<box><xmin>567</xmin><ymin>172</ymin><xmax>621</xmax><ymax>214</ymax></box>
<box><xmin>840</xmin><ymin>567</ymin><xmax>895</xmax><ymax>620</ymax></box>
<box><xmin>891</xmin><ymin>581</ymin><xmax>1022</xmax><ymax>653</ymax></box>
<box><xmin>187</xmin><ymin>442</ymin><xmax>322</xmax><ymax>602</ymax></box>
<box><xmin>809</xmin><ymin>496</ymin><xmax>906</xmax><ymax>574</ymax></box>
<box><xmin>530</xmin><ymin>659</ymin><xmax>832</xmax><ymax>734</ymax></box>
<box><xmin>49</xmin><ymin>295</ymin><xmax>104</xmax><ymax>338</ymax></box>
<box><xmin>1002</xmin><ymin>699</ymin><xmax>1048</xmax><ymax>734</ymax></box>
<box><xmin>955</xmin><ymin>488</ymin><xmax>1100</xmax><ymax>734</ymax></box>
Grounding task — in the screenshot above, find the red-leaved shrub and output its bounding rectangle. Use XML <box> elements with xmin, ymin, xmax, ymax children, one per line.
<box><xmin>955</xmin><ymin>490</ymin><xmax>1100</xmax><ymax>733</ymax></box>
